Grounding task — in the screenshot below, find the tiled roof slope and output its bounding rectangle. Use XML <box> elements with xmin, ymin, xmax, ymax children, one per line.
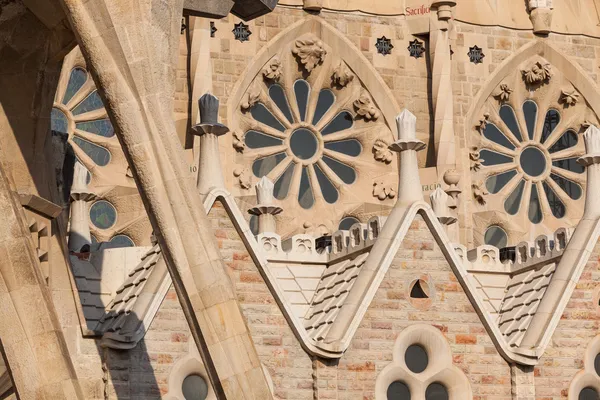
<box><xmin>304</xmin><ymin>252</ymin><xmax>369</xmax><ymax>341</ymax></box>
<box><xmin>97</xmin><ymin>245</ymin><xmax>170</xmax><ymax>348</ymax></box>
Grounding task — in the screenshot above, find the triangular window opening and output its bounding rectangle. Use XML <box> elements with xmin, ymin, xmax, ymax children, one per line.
<box><xmin>410</xmin><ymin>280</ymin><xmax>429</xmax><ymax>299</ymax></box>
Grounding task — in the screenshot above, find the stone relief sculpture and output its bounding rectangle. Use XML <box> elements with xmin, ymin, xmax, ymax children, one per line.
<box><xmin>332</xmin><ymin>61</ymin><xmax>354</xmax><ymax>87</ymax></box>
<box><xmin>559</xmin><ymin>88</ymin><xmax>579</xmax><ymax>106</ymax></box>
<box><xmin>262</xmin><ymin>56</ymin><xmax>283</xmax><ymax>81</ymax></box>
<box><xmin>233</xmin><ymin>167</ymin><xmax>252</xmax><ymax>189</ymax></box>
<box><xmin>469</xmin><ymin>147</ymin><xmax>482</xmax><ymax>171</ymax></box>
<box><xmin>373</xmin><ymin>180</ymin><xmax>396</xmax><ymax>200</ymax></box>
<box><xmin>240</xmin><ymin>82</ymin><xmax>262</xmax><ymax>110</ymax></box>
<box><xmin>476</xmin><ymin>112</ymin><xmax>490</xmax><ymax>133</ymax></box>
<box><xmin>353</xmin><ymin>91</ymin><xmax>380</xmax><ymax>121</ymax></box>
<box><xmin>494</xmin><ymin>83</ymin><xmax>513</xmax><ymax>102</ymax></box>
<box><xmin>372</xmin><ymin>139</ymin><xmax>393</xmax><ymax>164</ymax></box>
<box><xmin>521</xmin><ymin>61</ymin><xmax>552</xmax><ymax>85</ymax></box>
<box><xmin>472</xmin><ymin>182</ymin><xmax>488</xmax><ymax>205</ymax></box>
<box><xmin>232</xmin><ymin>131</ymin><xmax>246</xmax><ymax>152</ymax></box>
<box><xmin>292</xmin><ymin>36</ymin><xmax>327</xmax><ymax>72</ymax></box>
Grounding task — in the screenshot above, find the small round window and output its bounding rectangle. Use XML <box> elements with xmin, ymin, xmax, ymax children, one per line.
<box><xmin>338</xmin><ymin>217</ymin><xmax>359</xmax><ymax>231</ymax></box>
<box><xmin>579</xmin><ymin>387</ymin><xmax>599</xmax><ymax>400</ymax></box>
<box><xmin>109</xmin><ymin>235</ymin><xmax>135</xmax><ymax>247</ymax></box>
<box><xmin>484</xmin><ymin>225</ymin><xmax>508</xmax><ymax>248</ymax></box>
<box><xmin>89</xmin><ymin>200</ymin><xmax>117</xmax><ymax>229</ymax></box>
<box><xmin>425</xmin><ymin>383</ymin><xmax>449</xmax><ymax>400</ymax></box>
<box><xmin>182</xmin><ymin>374</ymin><xmax>209</xmax><ymax>400</ymax></box>
<box><xmin>405</xmin><ymin>344</ymin><xmax>428</xmax><ymax>374</ymax></box>
<box><xmin>387</xmin><ymin>381</ymin><xmax>410</xmax><ymax>400</ymax></box>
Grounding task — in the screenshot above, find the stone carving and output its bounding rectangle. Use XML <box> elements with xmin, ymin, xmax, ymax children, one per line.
<box><xmin>373</xmin><ymin>180</ymin><xmax>396</xmax><ymax>200</ymax></box>
<box><xmin>295</xmin><ymin>237</ymin><xmax>313</xmax><ymax>253</ymax></box>
<box><xmin>354</xmin><ymin>92</ymin><xmax>380</xmax><ymax>121</ymax></box>
<box><xmin>521</xmin><ymin>62</ymin><xmax>552</xmax><ymax>85</ymax></box>
<box><xmin>262</xmin><ymin>56</ymin><xmax>282</xmax><ymax>81</ymax></box>
<box><xmin>241</xmin><ymin>83</ymin><xmax>262</xmax><ymax>110</ymax></box>
<box><xmin>559</xmin><ymin>88</ymin><xmax>580</xmax><ymax>106</ymax></box>
<box><xmin>261</xmin><ymin>236</ymin><xmax>280</xmax><ymax>253</ymax></box>
<box><xmin>232</xmin><ymin>131</ymin><xmax>245</xmax><ymax>152</ymax></box>
<box><xmin>472</xmin><ymin>181</ymin><xmax>488</xmax><ymax>205</ymax></box>
<box><xmin>292</xmin><ymin>36</ymin><xmax>326</xmax><ymax>72</ymax></box>
<box><xmin>476</xmin><ymin>112</ymin><xmax>490</xmax><ymax>133</ymax></box>
<box><xmin>373</xmin><ymin>139</ymin><xmax>393</xmax><ymax>164</ymax></box>
<box><xmin>469</xmin><ymin>147</ymin><xmax>482</xmax><ymax>171</ymax></box>
<box><xmin>233</xmin><ymin>167</ymin><xmax>251</xmax><ymax>189</ymax></box>
<box><xmin>494</xmin><ymin>84</ymin><xmax>513</xmax><ymax>102</ymax></box>
<box><xmin>332</xmin><ymin>61</ymin><xmax>354</xmax><ymax>87</ymax></box>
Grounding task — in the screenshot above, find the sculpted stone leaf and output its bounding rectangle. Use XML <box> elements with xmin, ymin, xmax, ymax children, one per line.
<box><xmin>332</xmin><ymin>61</ymin><xmax>354</xmax><ymax>87</ymax></box>
<box><xmin>292</xmin><ymin>36</ymin><xmax>327</xmax><ymax>72</ymax></box>
<box><xmin>521</xmin><ymin>61</ymin><xmax>552</xmax><ymax>84</ymax></box>
<box><xmin>233</xmin><ymin>167</ymin><xmax>251</xmax><ymax>190</ymax></box>
<box><xmin>373</xmin><ymin>139</ymin><xmax>393</xmax><ymax>164</ymax></box>
<box><xmin>354</xmin><ymin>92</ymin><xmax>380</xmax><ymax>121</ymax></box>
<box><xmin>559</xmin><ymin>89</ymin><xmax>579</xmax><ymax>106</ymax></box>
<box><xmin>232</xmin><ymin>131</ymin><xmax>245</xmax><ymax>153</ymax></box>
<box><xmin>476</xmin><ymin>113</ymin><xmax>490</xmax><ymax>133</ymax></box>
<box><xmin>373</xmin><ymin>180</ymin><xmax>396</xmax><ymax>201</ymax></box>
<box><xmin>472</xmin><ymin>181</ymin><xmax>488</xmax><ymax>205</ymax></box>
<box><xmin>469</xmin><ymin>147</ymin><xmax>482</xmax><ymax>171</ymax></box>
<box><xmin>262</xmin><ymin>56</ymin><xmax>282</xmax><ymax>81</ymax></box>
<box><xmin>241</xmin><ymin>83</ymin><xmax>262</xmax><ymax>110</ymax></box>
<box><xmin>495</xmin><ymin>84</ymin><xmax>513</xmax><ymax>102</ymax></box>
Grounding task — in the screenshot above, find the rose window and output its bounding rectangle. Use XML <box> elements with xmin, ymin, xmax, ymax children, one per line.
<box><xmin>246</xmin><ymin>79</ymin><xmax>361</xmax><ymax>209</ymax></box>
<box><xmin>480</xmin><ymin>102</ymin><xmax>585</xmax><ymax>224</ymax></box>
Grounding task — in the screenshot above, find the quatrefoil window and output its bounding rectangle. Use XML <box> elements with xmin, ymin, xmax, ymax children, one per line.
<box><xmin>246</xmin><ymin>79</ymin><xmax>362</xmax><ymax>209</ymax></box>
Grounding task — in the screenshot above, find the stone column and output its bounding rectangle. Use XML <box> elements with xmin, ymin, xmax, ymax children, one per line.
<box><xmin>528</xmin><ymin>0</ymin><xmax>553</xmax><ymax>34</ymax></box>
<box><xmin>248</xmin><ymin>177</ymin><xmax>282</xmax><ymax>234</ymax></box>
<box><xmin>430</xmin><ymin>1</ymin><xmax>457</xmax><ymax>171</ymax></box>
<box><xmin>60</xmin><ymin>1</ymin><xmax>274</xmax><ymax>398</ymax></box>
<box><xmin>578</xmin><ymin>125</ymin><xmax>600</xmax><ymax>219</ymax></box>
<box><xmin>68</xmin><ymin>161</ymin><xmax>95</xmax><ymax>252</ymax></box>
<box><xmin>389</xmin><ymin>110</ymin><xmax>426</xmax><ymax>206</ymax></box>
<box><xmin>192</xmin><ymin>93</ymin><xmax>228</xmax><ymax>198</ymax></box>
<box><xmin>511</xmin><ymin>364</ymin><xmax>536</xmax><ymax>400</ymax></box>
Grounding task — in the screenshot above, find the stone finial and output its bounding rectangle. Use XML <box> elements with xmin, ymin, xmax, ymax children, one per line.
<box><xmin>193</xmin><ymin>93</ymin><xmax>229</xmax><ymax>136</ymax></box>
<box><xmin>256</xmin><ymin>176</ymin><xmax>275</xmax><ymax>205</ymax></box>
<box><xmin>430</xmin><ymin>187</ymin><xmax>457</xmax><ymax>225</ymax></box>
<box><xmin>579</xmin><ymin>125</ymin><xmax>600</xmax><ymax>166</ymax></box>
<box><xmin>397</xmin><ymin>109</ymin><xmax>416</xmax><ymax>140</ymax></box>
<box><xmin>443</xmin><ymin>169</ymin><xmax>461</xmax><ymax>205</ymax></box>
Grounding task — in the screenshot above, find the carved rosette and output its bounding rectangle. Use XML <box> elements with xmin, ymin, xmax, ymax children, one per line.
<box><xmin>494</xmin><ymin>84</ymin><xmax>513</xmax><ymax>102</ymax></box>
<box><xmin>472</xmin><ymin>182</ymin><xmax>488</xmax><ymax>205</ymax></box>
<box><xmin>559</xmin><ymin>89</ymin><xmax>579</xmax><ymax>107</ymax></box>
<box><xmin>292</xmin><ymin>36</ymin><xmax>327</xmax><ymax>73</ymax></box>
<box><xmin>476</xmin><ymin>113</ymin><xmax>490</xmax><ymax>133</ymax></box>
<box><xmin>262</xmin><ymin>56</ymin><xmax>283</xmax><ymax>81</ymax></box>
<box><xmin>521</xmin><ymin>61</ymin><xmax>552</xmax><ymax>85</ymax></box>
<box><xmin>354</xmin><ymin>92</ymin><xmax>380</xmax><ymax>121</ymax></box>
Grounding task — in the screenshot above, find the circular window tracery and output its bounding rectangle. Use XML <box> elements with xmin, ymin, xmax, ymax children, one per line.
<box><xmin>387</xmin><ymin>381</ymin><xmax>410</xmax><ymax>399</ymax></box>
<box><xmin>481</xmin><ymin>102</ymin><xmax>584</xmax><ymax>224</ymax></box>
<box><xmin>245</xmin><ymin>80</ymin><xmax>361</xmax><ymax>209</ymax></box>
<box><xmin>89</xmin><ymin>201</ymin><xmax>117</xmax><ymax>230</ymax></box>
<box><xmin>484</xmin><ymin>225</ymin><xmax>508</xmax><ymax>248</ymax></box>
<box><xmin>405</xmin><ymin>344</ymin><xmax>428</xmax><ymax>374</ymax></box>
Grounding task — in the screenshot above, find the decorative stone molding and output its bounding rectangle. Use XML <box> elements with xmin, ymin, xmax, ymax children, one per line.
<box><xmin>528</xmin><ymin>0</ymin><xmax>554</xmax><ymax>34</ymax></box>
<box><xmin>353</xmin><ymin>91</ymin><xmax>380</xmax><ymax>121</ymax></box>
<box><xmin>469</xmin><ymin>147</ymin><xmax>482</xmax><ymax>171</ymax></box>
<box><xmin>373</xmin><ymin>179</ymin><xmax>396</xmax><ymax>200</ymax></box>
<box><xmin>373</xmin><ymin>139</ymin><xmax>393</xmax><ymax>164</ymax></box>
<box><xmin>476</xmin><ymin>112</ymin><xmax>490</xmax><ymax>133</ymax></box>
<box><xmin>560</xmin><ymin>88</ymin><xmax>580</xmax><ymax>106</ymax></box>
<box><xmin>443</xmin><ymin>169</ymin><xmax>461</xmax><ymax>204</ymax></box>
<box><xmin>567</xmin><ymin>335</ymin><xmax>600</xmax><ymax>399</ymax></box>
<box><xmin>329</xmin><ymin>216</ymin><xmax>385</xmax><ymax>262</ymax></box>
<box><xmin>472</xmin><ymin>181</ymin><xmax>488</xmax><ymax>205</ymax></box>
<box><xmin>248</xmin><ymin>176</ymin><xmax>283</xmax><ymax>234</ymax></box>
<box><xmin>240</xmin><ymin>82</ymin><xmax>262</xmax><ymax>110</ymax></box>
<box><xmin>192</xmin><ymin>93</ymin><xmax>229</xmax><ymax>197</ymax></box>
<box><xmin>511</xmin><ymin>228</ymin><xmax>571</xmax><ymax>272</ymax></box>
<box><xmin>303</xmin><ymin>0</ymin><xmax>323</xmax><ymax>11</ymax></box>
<box><xmin>430</xmin><ymin>187</ymin><xmax>456</xmax><ymax>225</ymax></box>
<box><xmin>431</xmin><ymin>0</ymin><xmax>456</xmax><ymax>22</ymax></box>
<box><xmin>332</xmin><ymin>61</ymin><xmax>354</xmax><ymax>87</ymax></box>
<box><xmin>375</xmin><ymin>324</ymin><xmax>472</xmax><ymax>400</ymax></box>
<box><xmin>467</xmin><ymin>245</ymin><xmax>503</xmax><ymax>267</ymax></box>
<box><xmin>262</xmin><ymin>55</ymin><xmax>282</xmax><ymax>81</ymax></box>
<box><xmin>233</xmin><ymin>167</ymin><xmax>251</xmax><ymax>190</ymax></box>
<box><xmin>494</xmin><ymin>83</ymin><xmax>513</xmax><ymax>102</ymax></box>
<box><xmin>292</xmin><ymin>36</ymin><xmax>326</xmax><ymax>72</ymax></box>
<box><xmin>521</xmin><ymin>61</ymin><xmax>552</xmax><ymax>85</ymax></box>
<box><xmin>232</xmin><ymin>130</ymin><xmax>245</xmax><ymax>152</ymax></box>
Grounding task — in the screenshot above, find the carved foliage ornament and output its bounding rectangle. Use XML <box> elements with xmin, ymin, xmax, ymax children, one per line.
<box><xmin>495</xmin><ymin>84</ymin><xmax>513</xmax><ymax>102</ymax></box>
<box><xmin>292</xmin><ymin>37</ymin><xmax>327</xmax><ymax>73</ymax></box>
<box><xmin>373</xmin><ymin>139</ymin><xmax>393</xmax><ymax>164</ymax></box>
<box><xmin>559</xmin><ymin>88</ymin><xmax>579</xmax><ymax>106</ymax></box>
<box><xmin>233</xmin><ymin>167</ymin><xmax>251</xmax><ymax>190</ymax></box>
<box><xmin>472</xmin><ymin>181</ymin><xmax>488</xmax><ymax>205</ymax></box>
<box><xmin>354</xmin><ymin>92</ymin><xmax>380</xmax><ymax>121</ymax></box>
<box><xmin>373</xmin><ymin>180</ymin><xmax>396</xmax><ymax>200</ymax></box>
<box><xmin>241</xmin><ymin>82</ymin><xmax>261</xmax><ymax>110</ymax></box>
<box><xmin>233</xmin><ymin>131</ymin><xmax>245</xmax><ymax>152</ymax></box>
<box><xmin>262</xmin><ymin>56</ymin><xmax>282</xmax><ymax>81</ymax></box>
<box><xmin>521</xmin><ymin>61</ymin><xmax>552</xmax><ymax>85</ymax></box>
<box><xmin>469</xmin><ymin>147</ymin><xmax>482</xmax><ymax>171</ymax></box>
<box><xmin>332</xmin><ymin>61</ymin><xmax>354</xmax><ymax>87</ymax></box>
<box><xmin>476</xmin><ymin>112</ymin><xmax>490</xmax><ymax>133</ymax></box>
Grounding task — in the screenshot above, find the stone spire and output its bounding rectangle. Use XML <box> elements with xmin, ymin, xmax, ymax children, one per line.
<box><xmin>192</xmin><ymin>93</ymin><xmax>229</xmax><ymax>198</ymax></box>
<box><xmin>430</xmin><ymin>187</ymin><xmax>457</xmax><ymax>226</ymax></box>
<box><xmin>248</xmin><ymin>176</ymin><xmax>282</xmax><ymax>234</ymax></box>
<box><xmin>578</xmin><ymin>125</ymin><xmax>600</xmax><ymax>219</ymax></box>
<box><xmin>389</xmin><ymin>110</ymin><xmax>426</xmax><ymax>206</ymax></box>
<box><xmin>68</xmin><ymin>161</ymin><xmax>96</xmax><ymax>252</ymax></box>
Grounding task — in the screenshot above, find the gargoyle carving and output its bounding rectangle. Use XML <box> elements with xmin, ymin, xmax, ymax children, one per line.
<box><xmin>241</xmin><ymin>83</ymin><xmax>262</xmax><ymax>110</ymax></box>
<box><xmin>373</xmin><ymin>139</ymin><xmax>393</xmax><ymax>164</ymax></box>
<box><xmin>292</xmin><ymin>36</ymin><xmax>327</xmax><ymax>73</ymax></box>
<box><xmin>233</xmin><ymin>131</ymin><xmax>245</xmax><ymax>153</ymax></box>
<box><xmin>472</xmin><ymin>181</ymin><xmax>488</xmax><ymax>205</ymax></box>
<box><xmin>373</xmin><ymin>180</ymin><xmax>396</xmax><ymax>200</ymax></box>
<box><xmin>521</xmin><ymin>62</ymin><xmax>552</xmax><ymax>85</ymax></box>
<box><xmin>559</xmin><ymin>89</ymin><xmax>579</xmax><ymax>106</ymax></box>
<box><xmin>262</xmin><ymin>56</ymin><xmax>282</xmax><ymax>81</ymax></box>
<box><xmin>233</xmin><ymin>167</ymin><xmax>251</xmax><ymax>190</ymax></box>
<box><xmin>332</xmin><ymin>61</ymin><xmax>354</xmax><ymax>87</ymax></box>
<box><xmin>469</xmin><ymin>147</ymin><xmax>482</xmax><ymax>171</ymax></box>
<box><xmin>476</xmin><ymin>113</ymin><xmax>490</xmax><ymax>133</ymax></box>
<box><xmin>354</xmin><ymin>92</ymin><xmax>380</xmax><ymax>121</ymax></box>
<box><xmin>494</xmin><ymin>84</ymin><xmax>513</xmax><ymax>102</ymax></box>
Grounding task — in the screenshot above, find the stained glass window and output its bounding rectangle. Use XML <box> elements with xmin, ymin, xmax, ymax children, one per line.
<box><xmin>89</xmin><ymin>201</ymin><xmax>117</xmax><ymax>229</ymax></box>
